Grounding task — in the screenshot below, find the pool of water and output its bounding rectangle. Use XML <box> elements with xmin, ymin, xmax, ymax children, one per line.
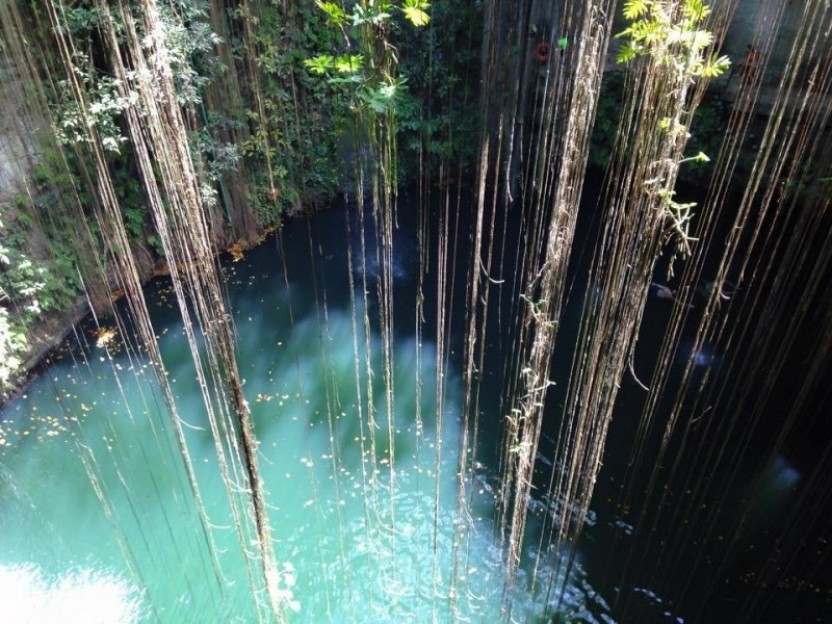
<box><xmin>4</xmin><ymin>189</ymin><xmax>823</xmax><ymax>624</ymax></box>
<box><xmin>0</xmin><ymin>199</ymin><xmax>615</xmax><ymax>623</ymax></box>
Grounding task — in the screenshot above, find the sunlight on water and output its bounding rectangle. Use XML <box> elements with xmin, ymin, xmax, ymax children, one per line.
<box><xmin>0</xmin><ymin>226</ymin><xmax>615</xmax><ymax>623</ymax></box>
<box><xmin>0</xmin><ymin>564</ymin><xmax>143</xmax><ymax>624</ymax></box>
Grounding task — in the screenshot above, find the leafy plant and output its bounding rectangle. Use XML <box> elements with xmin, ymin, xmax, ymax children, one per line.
<box><xmin>616</xmin><ymin>0</ymin><xmax>730</xmax><ymax>262</ymax></box>
<box><xmin>616</xmin><ymin>0</ymin><xmax>730</xmax><ymax>79</ymax></box>
<box><xmin>305</xmin><ymin>0</ymin><xmax>482</xmax><ymax>183</ymax></box>
<box><xmin>0</xmin><ymin>215</ymin><xmax>47</xmax><ymax>385</ymax></box>
<box><xmin>304</xmin><ymin>1</ymin><xmax>432</xmax><ymax>114</ymax></box>
<box><xmin>0</xmin><ymin>303</ymin><xmax>27</xmax><ymax>386</ymax></box>
<box><xmin>394</xmin><ymin>0</ymin><xmax>483</xmax><ymax>179</ymax></box>
<box><xmin>53</xmin><ymin>62</ymin><xmax>135</xmax><ymax>154</ymax></box>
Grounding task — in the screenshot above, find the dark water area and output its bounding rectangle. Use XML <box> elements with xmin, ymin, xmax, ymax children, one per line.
<box><xmin>257</xmin><ymin>179</ymin><xmax>830</xmax><ymax>624</ymax></box>
<box><xmin>568</xmin><ymin>175</ymin><xmax>832</xmax><ymax>624</ymax></box>
<box><xmin>1</xmin><ymin>175</ymin><xmax>830</xmax><ymax>623</ymax></box>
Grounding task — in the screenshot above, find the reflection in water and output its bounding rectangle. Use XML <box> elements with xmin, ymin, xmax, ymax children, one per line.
<box><xmin>769</xmin><ymin>455</ymin><xmax>801</xmax><ymax>492</ymax></box>
<box><xmin>678</xmin><ymin>337</ymin><xmax>721</xmax><ymax>371</ymax></box>
<box><xmin>747</xmin><ymin>455</ymin><xmax>801</xmax><ymax>519</ymax></box>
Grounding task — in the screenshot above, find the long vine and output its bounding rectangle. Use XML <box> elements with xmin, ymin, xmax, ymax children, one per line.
<box><xmin>616</xmin><ymin>0</ymin><xmax>729</xmax><ymax>261</ymax></box>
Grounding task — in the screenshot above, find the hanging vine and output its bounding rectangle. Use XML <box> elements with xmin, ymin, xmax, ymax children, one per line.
<box><xmin>3</xmin><ymin>1</ymin><xmax>832</xmax><ymax>623</ymax></box>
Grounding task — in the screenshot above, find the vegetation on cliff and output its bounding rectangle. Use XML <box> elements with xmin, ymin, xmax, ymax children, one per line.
<box><xmin>0</xmin><ymin>0</ymin><xmax>480</xmax><ymax>395</ymax></box>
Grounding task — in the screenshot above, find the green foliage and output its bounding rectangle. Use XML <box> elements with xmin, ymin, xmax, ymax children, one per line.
<box><xmin>0</xmin><ymin>128</ymin><xmax>98</xmax><ymax>386</ymax></box>
<box><xmin>305</xmin><ymin>1</ymin><xmax>432</xmax><ymax>115</ymax></box>
<box><xmin>53</xmin><ymin>64</ymin><xmax>134</xmax><ymax>154</ymax></box>
<box><xmin>118</xmin><ymin>177</ymin><xmax>149</xmax><ymax>242</ymax></box>
<box><xmin>0</xmin><ymin>303</ymin><xmax>27</xmax><ymax>386</ymax></box>
<box><xmin>616</xmin><ymin>0</ymin><xmax>730</xmax><ymax>79</ymax></box>
<box><xmin>26</xmin><ymin>143</ymin><xmax>91</xmax><ymax>306</ymax></box>
<box><xmin>0</xmin><ymin>214</ymin><xmax>48</xmax><ymax>384</ymax></box>
<box><xmin>317</xmin><ymin>2</ymin><xmax>349</xmax><ymax>26</ymax></box>
<box><xmin>0</xmin><ymin>199</ymin><xmax>82</xmax><ymax>319</ymax></box>
<box><xmin>226</xmin><ymin>0</ymin><xmax>354</xmax><ymax>214</ymax></box>
<box><xmin>305</xmin><ymin>53</ymin><xmax>364</xmax><ymax>76</ymax></box>
<box><xmin>394</xmin><ymin>0</ymin><xmax>482</xmax><ymax>178</ymax></box>
<box><xmin>154</xmin><ymin>3</ymin><xmax>223</xmax><ymax>106</ymax></box>
<box><xmin>402</xmin><ymin>0</ymin><xmax>432</xmax><ymax>27</ymax></box>
<box><xmin>0</xmin><ymin>0</ymin><xmax>481</xmax><ymax>391</ymax></box>
<box><xmin>0</xmin><ymin>216</ymin><xmax>47</xmax><ymax>316</ymax></box>
<box><xmin>595</xmin><ymin>77</ymin><xmax>727</xmax><ymax>180</ymax></box>
<box><xmin>304</xmin><ymin>0</ymin><xmax>482</xmax><ymax>181</ymax></box>
<box><xmin>590</xmin><ymin>72</ymin><xmax>625</xmax><ymax>171</ymax></box>
<box><xmin>39</xmin><ymin>0</ymin><xmax>228</xmax><ymax>247</ymax></box>
<box><xmin>682</xmin><ymin>93</ymin><xmax>728</xmax><ymax>182</ymax></box>
<box><xmin>616</xmin><ymin>0</ymin><xmax>729</xmax><ymax>264</ymax></box>
<box><xmin>51</xmin><ymin>1</ymin><xmax>222</xmax><ymax>151</ymax></box>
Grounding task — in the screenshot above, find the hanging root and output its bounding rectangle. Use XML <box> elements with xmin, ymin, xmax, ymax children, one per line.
<box><xmin>628</xmin><ymin>350</ymin><xmax>650</xmax><ymax>392</ymax></box>
<box><xmin>480</xmin><ymin>257</ymin><xmax>506</xmax><ymax>284</ymax></box>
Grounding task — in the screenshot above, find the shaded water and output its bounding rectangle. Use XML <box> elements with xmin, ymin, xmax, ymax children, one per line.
<box><xmin>0</xmin><ymin>201</ymin><xmax>611</xmax><ymax>623</ymax></box>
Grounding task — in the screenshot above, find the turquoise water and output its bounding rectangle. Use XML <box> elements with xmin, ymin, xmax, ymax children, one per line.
<box><xmin>3</xmin><ymin>199</ymin><xmax>813</xmax><ymax>623</ymax></box>
<box><xmin>0</xmin><ymin>207</ymin><xmax>610</xmax><ymax>623</ymax></box>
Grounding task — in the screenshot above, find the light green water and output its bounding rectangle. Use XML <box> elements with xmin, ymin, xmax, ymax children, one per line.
<box><xmin>0</xmin><ymin>213</ymin><xmax>608</xmax><ymax>623</ymax></box>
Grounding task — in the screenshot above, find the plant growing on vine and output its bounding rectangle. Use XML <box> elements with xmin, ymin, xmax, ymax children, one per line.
<box><xmin>616</xmin><ymin>0</ymin><xmax>730</xmax><ymax>76</ymax></box>
<box><xmin>304</xmin><ymin>1</ymin><xmax>431</xmax><ymax>114</ymax></box>
<box><xmin>616</xmin><ymin>0</ymin><xmax>729</xmax><ymax>263</ymax></box>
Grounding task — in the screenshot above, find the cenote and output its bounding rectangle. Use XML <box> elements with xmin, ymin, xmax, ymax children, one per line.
<box><xmin>3</xmin><ymin>183</ymin><xmax>828</xmax><ymax>623</ymax></box>
<box><xmin>2</xmin><ymin>1</ymin><xmax>832</xmax><ymax>623</ymax></box>
<box><xmin>1</xmin><ymin>195</ymin><xmax>605</xmax><ymax>623</ymax></box>
<box><xmin>2</xmin><ymin>193</ymin><xmax>564</xmax><ymax>622</ymax></box>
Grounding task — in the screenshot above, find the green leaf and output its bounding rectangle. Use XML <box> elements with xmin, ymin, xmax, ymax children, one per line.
<box><xmin>622</xmin><ymin>0</ymin><xmax>648</xmax><ymax>20</ymax></box>
<box><xmin>360</xmin><ymin>87</ymin><xmax>392</xmax><ymax>114</ymax></box>
<box><xmin>334</xmin><ymin>54</ymin><xmax>363</xmax><ymax>73</ymax></box>
<box><xmin>682</xmin><ymin>0</ymin><xmax>709</xmax><ymax>21</ymax></box>
<box><xmin>403</xmin><ymin>3</ymin><xmax>430</xmax><ymax>27</ymax></box>
<box><xmin>359</xmin><ymin>79</ymin><xmax>404</xmax><ymax>114</ymax></box>
<box><xmin>304</xmin><ymin>55</ymin><xmax>335</xmax><ymax>75</ymax></box>
<box><xmin>616</xmin><ymin>41</ymin><xmax>642</xmax><ymax>64</ymax></box>
<box><xmin>690</xmin><ymin>29</ymin><xmax>713</xmax><ymax>51</ymax></box>
<box><xmin>699</xmin><ymin>53</ymin><xmax>731</xmax><ymax>78</ymax></box>
<box><xmin>316</xmin><ymin>1</ymin><xmax>348</xmax><ymax>26</ymax></box>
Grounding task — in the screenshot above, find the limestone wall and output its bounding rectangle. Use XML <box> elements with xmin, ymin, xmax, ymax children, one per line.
<box><xmin>0</xmin><ymin>62</ymin><xmax>42</xmax><ymax>206</ymax></box>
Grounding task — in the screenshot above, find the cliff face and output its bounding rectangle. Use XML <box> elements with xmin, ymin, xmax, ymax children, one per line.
<box><xmin>0</xmin><ymin>67</ymin><xmax>35</xmax><ymax>206</ymax></box>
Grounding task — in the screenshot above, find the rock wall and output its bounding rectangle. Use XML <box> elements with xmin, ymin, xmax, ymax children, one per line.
<box><xmin>0</xmin><ymin>61</ymin><xmax>43</xmax><ymax>206</ymax></box>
